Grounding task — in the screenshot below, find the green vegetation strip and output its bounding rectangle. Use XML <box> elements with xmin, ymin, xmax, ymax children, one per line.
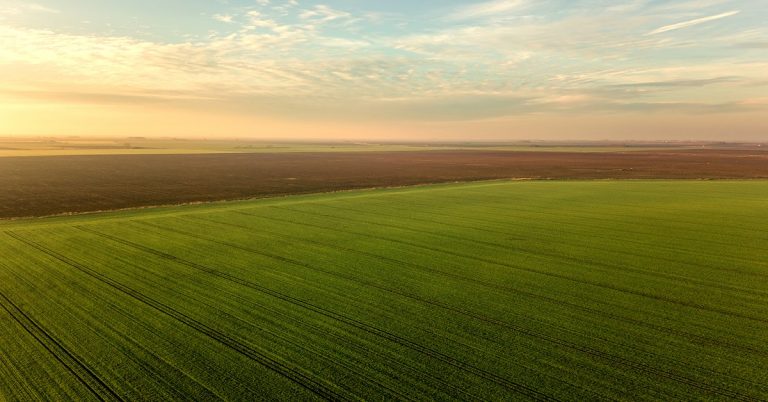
<box><xmin>1</xmin><ymin>180</ymin><xmax>767</xmax><ymax>400</ymax></box>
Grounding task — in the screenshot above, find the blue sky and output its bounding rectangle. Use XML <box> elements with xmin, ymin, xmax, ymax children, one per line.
<box><xmin>1</xmin><ymin>0</ymin><xmax>767</xmax><ymax>140</ymax></box>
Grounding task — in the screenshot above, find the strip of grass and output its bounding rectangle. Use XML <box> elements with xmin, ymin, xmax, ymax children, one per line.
<box><xmin>1</xmin><ymin>180</ymin><xmax>767</xmax><ymax>400</ymax></box>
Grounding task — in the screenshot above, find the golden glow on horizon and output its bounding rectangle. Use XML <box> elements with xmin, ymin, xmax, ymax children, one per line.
<box><xmin>3</xmin><ymin>100</ymin><xmax>766</xmax><ymax>141</ymax></box>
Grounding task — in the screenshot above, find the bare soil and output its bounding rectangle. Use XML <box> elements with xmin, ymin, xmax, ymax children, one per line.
<box><xmin>2</xmin><ymin>149</ymin><xmax>767</xmax><ymax>219</ymax></box>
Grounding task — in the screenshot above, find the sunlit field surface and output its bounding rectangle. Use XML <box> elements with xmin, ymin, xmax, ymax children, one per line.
<box><xmin>0</xmin><ymin>137</ymin><xmax>748</xmax><ymax>157</ymax></box>
<box><xmin>1</xmin><ymin>180</ymin><xmax>767</xmax><ymax>400</ymax></box>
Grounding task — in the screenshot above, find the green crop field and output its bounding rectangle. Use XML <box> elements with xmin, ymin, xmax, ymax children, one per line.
<box><xmin>1</xmin><ymin>180</ymin><xmax>767</xmax><ymax>400</ymax></box>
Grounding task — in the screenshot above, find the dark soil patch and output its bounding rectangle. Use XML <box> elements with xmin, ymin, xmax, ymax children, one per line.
<box><xmin>2</xmin><ymin>150</ymin><xmax>767</xmax><ymax>219</ymax></box>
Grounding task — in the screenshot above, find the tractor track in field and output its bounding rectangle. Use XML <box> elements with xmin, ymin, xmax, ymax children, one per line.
<box><xmin>329</xmin><ymin>197</ymin><xmax>768</xmax><ymax>279</ymax></box>
<box><xmin>107</xmin><ymin>262</ymin><xmax>416</xmax><ymax>402</ymax></box>
<box><xmin>96</xmin><ymin>226</ymin><xmax>491</xmax><ymax>401</ymax></box>
<box><xmin>215</xmin><ymin>213</ymin><xmax>763</xmax><ymax>399</ymax></box>
<box><xmin>5</xmin><ymin>231</ymin><xmax>349</xmax><ymax>402</ymax></box>
<box><xmin>167</xmin><ymin>216</ymin><xmax>767</xmax><ymax>396</ymax></box>
<box><xmin>437</xmin><ymin>192</ymin><xmax>768</xmax><ymax>255</ymax></box>
<box><xmin>67</xmin><ymin>236</ymin><xmax>421</xmax><ymax>401</ymax></box>
<box><xmin>457</xmin><ymin>186</ymin><xmax>768</xmax><ymax>229</ymax></box>
<box><xmin>307</xmin><ymin>199</ymin><xmax>768</xmax><ymax>279</ymax></box>
<box><xmin>0</xmin><ymin>289</ymin><xmax>123</xmax><ymax>402</ymax></box>
<box><xmin>134</xmin><ymin>217</ymin><xmax>622</xmax><ymax>400</ymax></box>
<box><xmin>74</xmin><ymin>219</ymin><xmax>759</xmax><ymax>400</ymax></box>
<box><xmin>166</xmin><ymin>214</ymin><xmax>767</xmax><ymax>397</ymax></box>
<box><xmin>164</xmin><ymin>214</ymin><xmax>768</xmax><ymax>362</ymax></box>
<box><xmin>268</xmin><ymin>203</ymin><xmax>768</xmax><ymax>298</ymax></box>
<box><xmin>145</xmin><ymin>217</ymin><xmax>631</xmax><ymax>399</ymax></box>
<box><xmin>0</xmin><ymin>261</ymin><xmax>223</xmax><ymax>402</ymax></box>
<box><xmin>205</xmin><ymin>281</ymin><xmax>485</xmax><ymax>401</ymax></box>
<box><xmin>73</xmin><ymin>225</ymin><xmax>560</xmax><ymax>402</ymax></box>
<box><xmin>235</xmin><ymin>209</ymin><xmax>768</xmax><ymax>327</ymax></box>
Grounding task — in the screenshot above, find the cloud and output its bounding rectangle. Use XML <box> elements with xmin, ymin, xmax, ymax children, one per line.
<box><xmin>0</xmin><ymin>1</ymin><xmax>58</xmax><ymax>16</ymax></box>
<box><xmin>0</xmin><ymin>1</ymin><xmax>766</xmax><ymax>125</ymax></box>
<box><xmin>737</xmin><ymin>41</ymin><xmax>768</xmax><ymax>49</ymax></box>
<box><xmin>647</xmin><ymin>10</ymin><xmax>740</xmax><ymax>35</ymax></box>
<box><xmin>213</xmin><ymin>14</ymin><xmax>234</xmax><ymax>23</ymax></box>
<box><xmin>299</xmin><ymin>5</ymin><xmax>352</xmax><ymax>25</ymax></box>
<box><xmin>1</xmin><ymin>89</ymin><xmax>215</xmax><ymax>105</ymax></box>
<box><xmin>242</xmin><ymin>11</ymin><xmax>279</xmax><ymax>30</ymax></box>
<box><xmin>608</xmin><ymin>76</ymin><xmax>741</xmax><ymax>89</ymax></box>
<box><xmin>652</xmin><ymin>0</ymin><xmax>730</xmax><ymax>12</ymax></box>
<box><xmin>446</xmin><ymin>0</ymin><xmax>527</xmax><ymax>21</ymax></box>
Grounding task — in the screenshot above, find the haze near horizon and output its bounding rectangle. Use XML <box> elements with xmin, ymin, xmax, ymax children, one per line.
<box><xmin>1</xmin><ymin>0</ymin><xmax>766</xmax><ymax>140</ymax></box>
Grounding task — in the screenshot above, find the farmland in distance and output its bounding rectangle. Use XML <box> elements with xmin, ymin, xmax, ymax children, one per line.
<box><xmin>3</xmin><ymin>149</ymin><xmax>768</xmax><ymax>219</ymax></box>
<box><xmin>1</xmin><ymin>180</ymin><xmax>767</xmax><ymax>400</ymax></box>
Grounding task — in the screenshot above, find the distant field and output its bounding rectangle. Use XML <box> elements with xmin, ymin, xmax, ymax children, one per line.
<box><xmin>0</xmin><ymin>140</ymin><xmax>453</xmax><ymax>157</ymax></box>
<box><xmin>1</xmin><ymin>180</ymin><xmax>767</xmax><ymax>400</ymax></box>
<box><xmin>3</xmin><ymin>150</ymin><xmax>768</xmax><ymax>219</ymax></box>
<box><xmin>1</xmin><ymin>137</ymin><xmax>762</xmax><ymax>157</ymax></box>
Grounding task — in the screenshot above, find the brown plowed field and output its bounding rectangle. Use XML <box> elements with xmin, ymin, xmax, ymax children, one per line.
<box><xmin>2</xmin><ymin>149</ymin><xmax>768</xmax><ymax>219</ymax></box>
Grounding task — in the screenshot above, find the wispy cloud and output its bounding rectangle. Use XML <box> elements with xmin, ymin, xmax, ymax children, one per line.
<box><xmin>446</xmin><ymin>0</ymin><xmax>527</xmax><ymax>21</ymax></box>
<box><xmin>0</xmin><ymin>1</ymin><xmax>58</xmax><ymax>16</ymax></box>
<box><xmin>25</xmin><ymin>3</ymin><xmax>57</xmax><ymax>13</ymax></box>
<box><xmin>653</xmin><ymin>0</ymin><xmax>730</xmax><ymax>12</ymax></box>
<box><xmin>300</xmin><ymin>5</ymin><xmax>351</xmax><ymax>24</ymax></box>
<box><xmin>737</xmin><ymin>41</ymin><xmax>768</xmax><ymax>49</ymax></box>
<box><xmin>608</xmin><ymin>76</ymin><xmax>741</xmax><ymax>89</ymax></box>
<box><xmin>647</xmin><ymin>10</ymin><xmax>740</xmax><ymax>35</ymax></box>
<box><xmin>213</xmin><ymin>14</ymin><xmax>234</xmax><ymax>23</ymax></box>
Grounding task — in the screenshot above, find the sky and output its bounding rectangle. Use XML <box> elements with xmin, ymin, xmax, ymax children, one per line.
<box><xmin>0</xmin><ymin>0</ymin><xmax>766</xmax><ymax>141</ymax></box>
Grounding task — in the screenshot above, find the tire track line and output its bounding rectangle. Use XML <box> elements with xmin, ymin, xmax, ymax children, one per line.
<box><xmin>395</xmin><ymin>189</ymin><xmax>763</xmax><ymax>250</ymax></box>
<box><xmin>435</xmin><ymin>192</ymin><xmax>768</xmax><ymax>252</ymax></box>
<box><xmin>74</xmin><ymin>225</ymin><xmax>559</xmax><ymax>402</ymax></box>
<box><xmin>238</xmin><ymin>209</ymin><xmax>768</xmax><ymax>326</ymax></box>
<box><xmin>435</xmin><ymin>184</ymin><xmax>768</xmax><ymax>223</ymax></box>
<box><xmin>137</xmin><ymin>218</ymin><xmax>615</xmax><ymax>400</ymax></box>
<box><xmin>330</xmin><ymin>198</ymin><xmax>768</xmax><ymax>279</ymax></box>
<box><xmin>206</xmin><ymin>277</ymin><xmax>483</xmax><ymax>401</ymax></box>
<box><xmin>1</xmin><ymin>242</ymin><xmax>226</xmax><ymax>401</ymax></box>
<box><xmin>182</xmin><ymin>217</ymin><xmax>765</xmax><ymax>396</ymax></box>
<box><xmin>274</xmin><ymin>203</ymin><xmax>768</xmax><ymax>297</ymax></box>
<box><xmin>173</xmin><ymin>216</ymin><xmax>768</xmax><ymax>361</ymax></box>
<box><xmin>95</xmin><ymin>218</ymin><xmax>754</xmax><ymax>400</ymax></box>
<box><xmin>0</xmin><ymin>289</ymin><xmax>123</xmax><ymax>402</ymax></box>
<box><xmin>5</xmin><ymin>230</ymin><xmax>348</xmax><ymax>402</ymax></box>
<box><xmin>456</xmin><ymin>187</ymin><xmax>768</xmax><ymax>231</ymax></box>
<box><xmin>3</xmin><ymin>262</ymin><xmax>223</xmax><ymax>402</ymax></box>
<box><xmin>73</xmin><ymin>232</ymin><xmax>415</xmax><ymax>401</ymax></box>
